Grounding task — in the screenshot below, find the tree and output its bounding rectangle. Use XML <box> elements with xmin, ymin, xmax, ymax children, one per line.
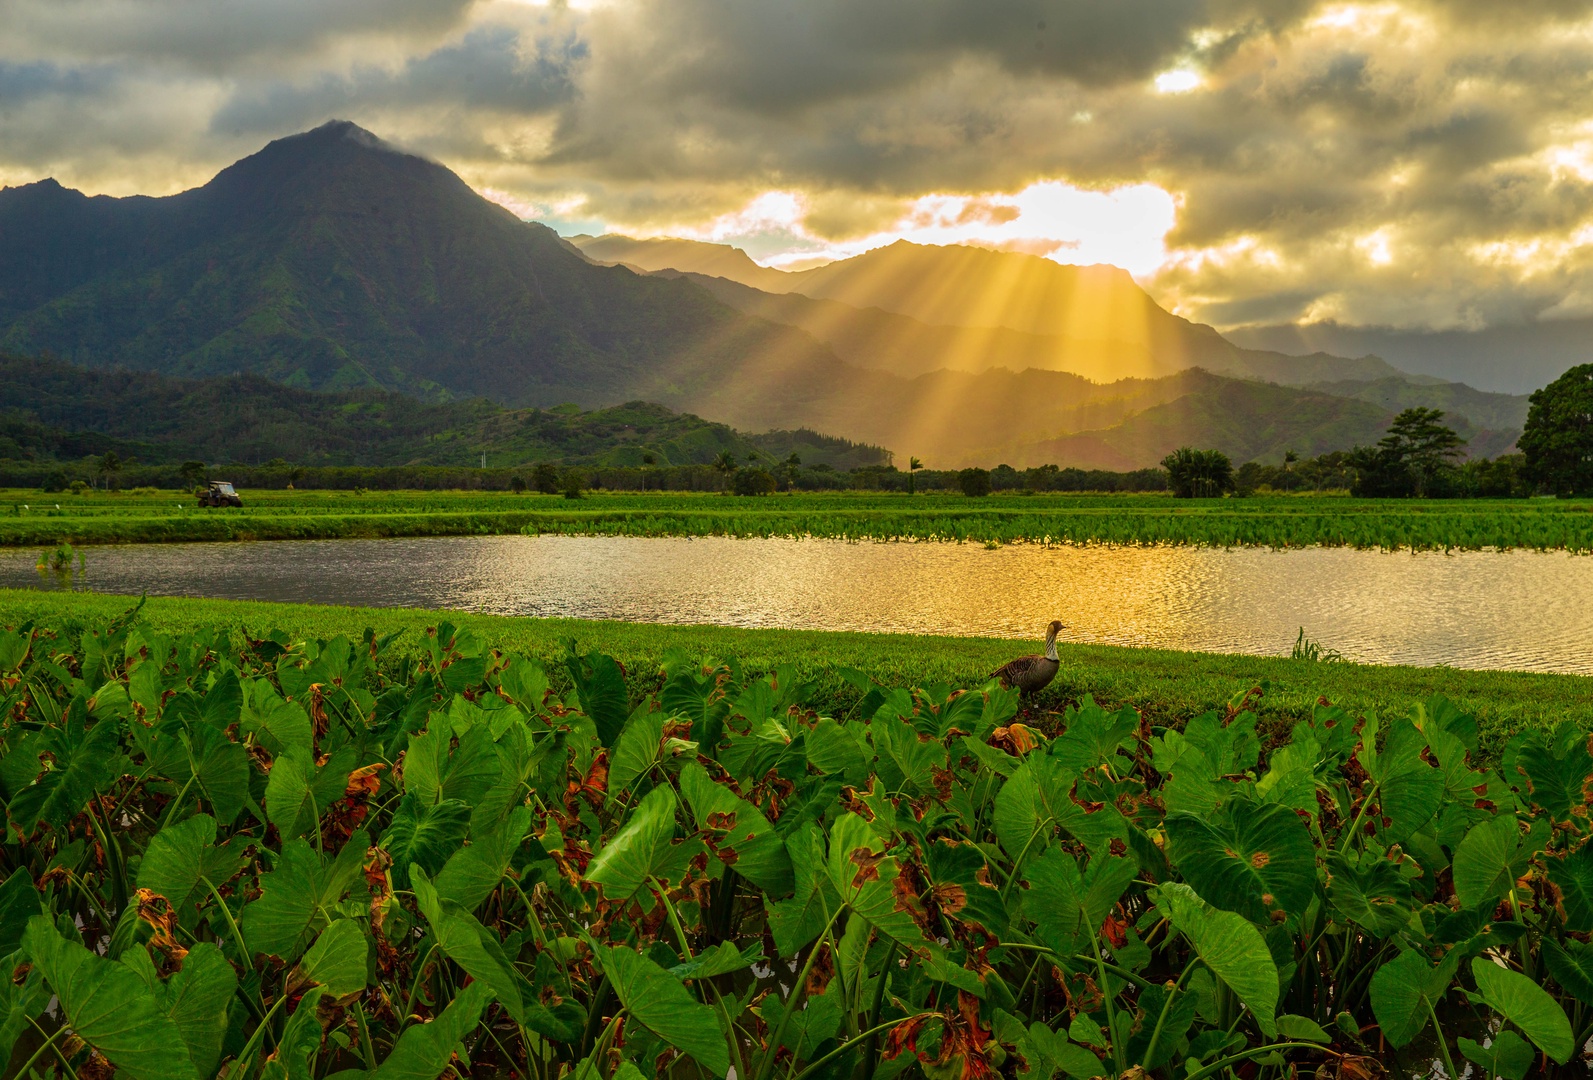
<box><xmin>179</xmin><ymin>461</ymin><xmax>207</xmax><ymax>489</ymax></box>
<box><xmin>532</xmin><ymin>462</ymin><xmax>560</xmax><ymax>494</ymax></box>
<box><xmin>908</xmin><ymin>456</ymin><xmax>923</xmax><ymax>494</ymax></box>
<box><xmin>1352</xmin><ymin>407</ymin><xmax>1467</xmax><ymax>497</ymax></box>
<box><xmin>712</xmin><ymin>450</ymin><xmax>738</xmax><ymax>476</ymax></box>
<box><xmin>97</xmin><ymin>451</ymin><xmax>121</xmax><ymax>491</ymax></box>
<box><xmin>1161</xmin><ymin>447</ymin><xmax>1234</xmax><ymax>498</ymax></box>
<box><xmin>731</xmin><ymin>467</ymin><xmax>777</xmax><ymax>496</ymax></box>
<box><xmin>958</xmin><ymin>467</ymin><xmax>991</xmax><ymax>497</ymax></box>
<box><xmin>1519</xmin><ymin>363</ymin><xmax>1593</xmax><ymax>496</ymax></box>
<box><xmin>509</xmin><ymin>475</ymin><xmax>527</xmax><ymax>494</ymax></box>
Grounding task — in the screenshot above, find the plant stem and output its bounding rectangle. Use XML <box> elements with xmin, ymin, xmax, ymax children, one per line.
<box><xmin>1425</xmin><ymin>997</ymin><xmax>1460</xmax><ymax>1080</ymax></box>
<box><xmin>1183</xmin><ymin>1042</ymin><xmax>1337</xmax><ymax>1080</ymax></box>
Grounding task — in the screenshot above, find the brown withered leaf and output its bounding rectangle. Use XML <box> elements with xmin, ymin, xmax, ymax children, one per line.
<box><xmin>805</xmin><ymin>943</ymin><xmax>835</xmax><ymax>996</ymax></box>
<box><xmin>848</xmin><ymin>848</ymin><xmax>886</xmax><ymax>887</ymax></box>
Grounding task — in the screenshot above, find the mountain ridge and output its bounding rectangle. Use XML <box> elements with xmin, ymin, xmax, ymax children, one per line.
<box><xmin>0</xmin><ymin>121</ymin><xmax>1524</xmax><ymax>470</ymax></box>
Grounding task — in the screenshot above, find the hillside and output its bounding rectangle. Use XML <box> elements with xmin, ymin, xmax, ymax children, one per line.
<box><xmin>575</xmin><ymin>235</ymin><xmax>1409</xmax><ymax>386</ymax></box>
<box><xmin>0</xmin><ymin>355</ymin><xmax>888</xmax><ymax>469</ymax></box>
<box><xmin>1305</xmin><ymin>377</ymin><xmax>1529</xmax><ymax>434</ymax></box>
<box><xmin>0</xmin><ymin>122</ymin><xmax>850</xmax><ymax>408</ymax></box>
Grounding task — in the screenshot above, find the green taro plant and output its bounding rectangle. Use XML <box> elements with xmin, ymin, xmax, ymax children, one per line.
<box><xmin>1</xmin><ymin>606</ymin><xmax>1592</xmax><ymax>1080</ymax></box>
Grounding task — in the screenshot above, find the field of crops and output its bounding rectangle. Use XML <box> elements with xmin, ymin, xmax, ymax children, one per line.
<box><xmin>1</xmin><ymin>601</ymin><xmax>1591</xmax><ymax>1080</ymax></box>
<box><xmin>4</xmin><ymin>489</ymin><xmax>1593</xmax><ymax>552</ymax></box>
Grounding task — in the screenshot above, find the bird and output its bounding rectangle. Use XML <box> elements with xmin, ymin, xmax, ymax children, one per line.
<box><xmin>991</xmin><ymin>620</ymin><xmax>1064</xmax><ymax>696</ymax></box>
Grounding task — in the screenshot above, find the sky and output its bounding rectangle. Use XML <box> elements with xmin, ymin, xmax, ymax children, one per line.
<box><xmin>5</xmin><ymin>0</ymin><xmax>1593</xmax><ymax>337</ymax></box>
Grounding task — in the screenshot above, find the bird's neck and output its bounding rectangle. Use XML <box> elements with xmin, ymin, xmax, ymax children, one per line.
<box><xmin>1044</xmin><ymin>637</ymin><xmax>1059</xmax><ymax>662</ymax></box>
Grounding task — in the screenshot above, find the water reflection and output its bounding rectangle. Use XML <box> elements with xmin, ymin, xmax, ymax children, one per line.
<box><xmin>1</xmin><ymin>535</ymin><xmax>1589</xmax><ymax>673</ymax></box>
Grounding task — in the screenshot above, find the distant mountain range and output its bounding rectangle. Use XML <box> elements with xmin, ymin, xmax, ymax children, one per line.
<box><xmin>0</xmin><ymin>120</ymin><xmax>1534</xmax><ymax>469</ymax></box>
<box><xmin>573</xmin><ymin>234</ymin><xmax>1409</xmax><ymax>386</ymax></box>
<box><xmin>0</xmin><ymin>354</ymin><xmax>887</xmax><ymax>470</ymax></box>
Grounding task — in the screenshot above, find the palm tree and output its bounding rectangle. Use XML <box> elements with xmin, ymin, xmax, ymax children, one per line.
<box><xmin>712</xmin><ymin>451</ymin><xmax>738</xmax><ymax>489</ymax></box>
<box><xmin>908</xmin><ymin>456</ymin><xmax>923</xmax><ymax>494</ymax></box>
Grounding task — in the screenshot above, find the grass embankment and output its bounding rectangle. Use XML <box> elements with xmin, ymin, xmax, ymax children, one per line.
<box><xmin>4</xmin><ymin>489</ymin><xmax>1593</xmax><ymax>551</ymax></box>
<box><xmin>4</xmin><ymin>588</ymin><xmax>1585</xmax><ymax>750</ymax></box>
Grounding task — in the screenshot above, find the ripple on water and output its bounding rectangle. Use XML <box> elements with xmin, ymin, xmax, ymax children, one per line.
<box><xmin>2</xmin><ymin>535</ymin><xmax>1590</xmax><ymax>674</ymax></box>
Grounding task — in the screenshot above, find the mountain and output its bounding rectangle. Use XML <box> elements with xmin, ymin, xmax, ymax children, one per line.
<box><xmin>0</xmin><ymin>122</ymin><xmax>1522</xmax><ymax>471</ymax></box>
<box><xmin>1227</xmin><ymin>320</ymin><xmax>1593</xmax><ymax>395</ymax></box>
<box><xmin>0</xmin><ymin>121</ymin><xmax>849</xmax><ymax>407</ymax></box>
<box><xmin>573</xmin><ymin>235</ymin><xmax>1411</xmax><ymax>386</ymax></box>
<box><xmin>0</xmin><ymin>354</ymin><xmax>888</xmax><ymax>470</ymax></box>
<box><xmin>1304</xmin><ymin>377</ymin><xmax>1527</xmax><ymax>453</ymax></box>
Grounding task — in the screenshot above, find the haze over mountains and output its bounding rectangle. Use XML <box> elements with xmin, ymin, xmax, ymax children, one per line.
<box><xmin>0</xmin><ymin>121</ymin><xmax>1534</xmax><ymax>470</ymax></box>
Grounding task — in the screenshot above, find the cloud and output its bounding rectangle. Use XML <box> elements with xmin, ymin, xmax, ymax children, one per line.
<box><xmin>6</xmin><ymin>0</ymin><xmax>1593</xmax><ymax>343</ymax></box>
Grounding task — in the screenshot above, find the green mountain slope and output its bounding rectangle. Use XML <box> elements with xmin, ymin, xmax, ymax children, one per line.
<box><xmin>0</xmin><ymin>355</ymin><xmax>887</xmax><ymax>469</ymax></box>
<box><xmin>1305</xmin><ymin>377</ymin><xmax>1529</xmax><ymax>433</ymax></box>
<box><xmin>0</xmin><ymin>122</ymin><xmax>847</xmax><ymax>407</ymax></box>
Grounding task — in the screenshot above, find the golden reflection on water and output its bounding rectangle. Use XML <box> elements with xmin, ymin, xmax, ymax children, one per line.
<box><xmin>3</xmin><ymin>535</ymin><xmax>1591</xmax><ymax>673</ymax></box>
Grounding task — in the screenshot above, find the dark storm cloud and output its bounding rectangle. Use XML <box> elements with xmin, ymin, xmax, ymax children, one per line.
<box><xmin>210</xmin><ymin>24</ymin><xmax>583</xmax><ymax>136</ymax></box>
<box><xmin>0</xmin><ymin>0</ymin><xmax>474</xmax><ymax>69</ymax></box>
<box><xmin>6</xmin><ymin>0</ymin><xmax>1593</xmax><ymax>332</ymax></box>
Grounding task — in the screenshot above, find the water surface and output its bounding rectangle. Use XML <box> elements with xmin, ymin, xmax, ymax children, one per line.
<box><xmin>3</xmin><ymin>535</ymin><xmax>1590</xmax><ymax>673</ymax></box>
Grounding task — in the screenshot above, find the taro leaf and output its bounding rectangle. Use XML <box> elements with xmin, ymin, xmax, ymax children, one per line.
<box><xmin>0</xmin><ymin>869</ymin><xmax>41</xmax><ymax>956</ymax></box>
<box><xmin>291</xmin><ymin>919</ymin><xmax>369</xmax><ymax>997</ymax></box>
<box><xmin>1548</xmin><ymin>842</ymin><xmax>1593</xmax><ymax>932</ymax></box>
<box><xmin>586</xmin><ymin>785</ymin><xmax>680</xmax><ymax>903</ymax></box>
<box><xmin>1472</xmin><ymin>956</ymin><xmax>1573</xmax><ymax>1063</ymax></box>
<box><xmin>1023</xmin><ymin>848</ymin><xmax>1136</xmax><ymax>955</ymax></box>
<box><xmin>1016</xmin><ymin>1019</ymin><xmax>1104</xmax><ymax>1080</ymax></box>
<box><xmin>1512</xmin><ymin>723</ymin><xmax>1593</xmax><ymax>823</ymax></box>
<box><xmin>871</xmin><ymin>713</ymin><xmax>948</xmax><ymax>799</ymax></box>
<box><xmin>994</xmin><ymin>756</ymin><xmax>1126</xmax><ymax>868</ymax></box>
<box><xmin>0</xmin><ymin>946</ymin><xmax>48</xmax><ymax>1065</ymax></box>
<box><xmin>924</xmin><ymin>839</ymin><xmax>1006</xmax><ymax>938</ymax></box>
<box><xmin>600</xmin><ymin>945</ymin><xmax>729</xmax><ymax>1076</ymax></box>
<box><xmin>242</xmin><ymin>687</ymin><xmax>313</xmax><ymax>762</ymax></box>
<box><xmin>1050</xmin><ymin>698</ymin><xmax>1139</xmax><ymax>774</ymax></box>
<box><xmin>679</xmin><ymin>762</ymin><xmax>793</xmax><ymax>895</ymax></box>
<box><xmin>1542</xmin><ymin>937</ymin><xmax>1593</xmax><ymax>1006</ymax></box>
<box><xmin>411</xmin><ymin>870</ymin><xmax>563</xmax><ymax>1036</ymax></box>
<box><xmin>157</xmin><ymin>941</ymin><xmax>237</xmax><ymax>1078</ymax></box>
<box><xmin>608</xmin><ymin>708</ymin><xmax>666</xmax><ymax>803</ymax></box>
<box><xmin>137</xmin><ymin>814</ymin><xmax>220</xmax><ymax>913</ymax></box>
<box><xmin>1124</xmin><ymin>982</ymin><xmax>1196</xmax><ymax>1070</ymax></box>
<box><xmin>199</xmin><ymin>668</ymin><xmax>243</xmax><ymax>730</ymax></box>
<box><xmin>670</xmin><ymin>941</ymin><xmax>763</xmax><ymax>981</ymax></box>
<box><xmin>23</xmin><ymin>915</ymin><xmax>201</xmax><ymax>1080</ymax></box>
<box><xmin>1153</xmin><ymin>883</ymin><xmax>1278</xmax><ymax>1039</ymax></box>
<box><xmin>189</xmin><ymin>724</ymin><xmax>250</xmax><ymax>826</ymax></box>
<box><xmin>1358</xmin><ymin>716</ymin><xmax>1444</xmax><ymax>845</ymax></box>
<box><xmin>1165</xmin><ymin>799</ymin><xmax>1316</xmax><ymax>924</ymax></box>
<box><xmin>1324</xmin><ymin>851</ymin><xmax>1412</xmax><ymax>938</ymax></box>
<box><xmin>434</xmin><ymin>806</ymin><xmax>532</xmax><ymax>912</ymax></box>
<box><xmin>403</xmin><ymin>724</ymin><xmax>501</xmax><ymax>807</ymax></box>
<box><xmin>765</xmin><ymin>823</ymin><xmax>840</xmax><ymax>955</ymax></box>
<box><xmin>805</xmin><ymin>720</ymin><xmax>870</xmax><ymax>783</ymax></box>
<box><xmin>1453</xmin><ymin>814</ymin><xmax>1546</xmax><ymax>910</ymax></box>
<box><xmin>263</xmin><ymin>987</ymin><xmax>327</xmax><ymax>1080</ymax></box>
<box><xmin>382</xmin><ymin>793</ymin><xmax>471</xmax><ymax>890</ymax></box>
<box><xmin>242</xmin><ymin>832</ymin><xmax>369</xmax><ymax>963</ymax></box>
<box><xmin>566</xmin><ymin>650</ymin><xmax>630</xmax><ymax>748</ymax></box>
<box><xmin>1370</xmin><ymin>947</ymin><xmax>1458</xmax><ymax>1048</ymax></box>
<box><xmin>7</xmin><ymin>698</ymin><xmax>122</xmax><ymax>835</ymax></box>
<box><xmin>1459</xmin><ymin>1030</ymin><xmax>1535</xmax><ymax>1080</ymax></box>
<box><xmin>264</xmin><ymin>752</ymin><xmax>315</xmax><ymax>838</ymax></box>
<box><xmin>661</xmin><ymin>670</ymin><xmax>730</xmax><ymax>753</ymax></box>
<box><xmin>1274</xmin><ymin>1014</ymin><xmax>1331</xmax><ymax>1043</ymax></box>
<box><xmin>371</xmin><ymin>979</ymin><xmax>493</xmax><ymax>1080</ymax></box>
